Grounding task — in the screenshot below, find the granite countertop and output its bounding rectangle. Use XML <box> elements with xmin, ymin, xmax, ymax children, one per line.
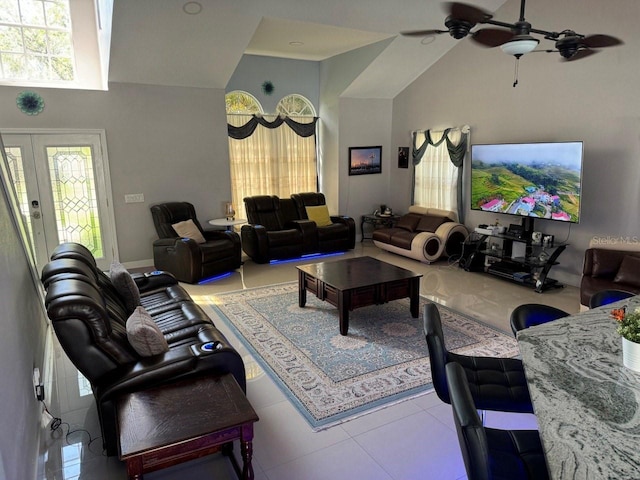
<box><xmin>518</xmin><ymin>296</ymin><xmax>640</xmax><ymax>480</ymax></box>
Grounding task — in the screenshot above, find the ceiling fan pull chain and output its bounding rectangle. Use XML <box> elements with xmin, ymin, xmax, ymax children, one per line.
<box><xmin>513</xmin><ymin>57</ymin><xmax>520</xmax><ymax>87</ymax></box>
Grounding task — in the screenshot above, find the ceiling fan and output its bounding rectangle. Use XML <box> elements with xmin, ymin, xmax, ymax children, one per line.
<box><xmin>402</xmin><ymin>1</ymin><xmax>623</xmax><ymax>62</ymax></box>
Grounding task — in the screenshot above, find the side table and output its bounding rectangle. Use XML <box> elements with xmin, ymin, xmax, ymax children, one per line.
<box><xmin>209</xmin><ymin>218</ymin><xmax>247</xmax><ymax>232</ymax></box>
<box><xmin>117</xmin><ymin>374</ymin><xmax>259</xmax><ymax>480</ymax></box>
<box><xmin>360</xmin><ymin>214</ymin><xmax>400</xmax><ymax>242</ymax></box>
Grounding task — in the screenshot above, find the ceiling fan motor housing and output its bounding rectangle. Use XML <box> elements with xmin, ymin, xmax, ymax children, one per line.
<box><xmin>556</xmin><ymin>36</ymin><xmax>580</xmax><ymax>58</ymax></box>
<box><xmin>445</xmin><ymin>17</ymin><xmax>473</xmax><ymax>39</ymax></box>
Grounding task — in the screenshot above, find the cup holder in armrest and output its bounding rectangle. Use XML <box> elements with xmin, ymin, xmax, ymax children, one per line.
<box><xmin>191</xmin><ymin>341</ymin><xmax>223</xmax><ymax>356</ymax></box>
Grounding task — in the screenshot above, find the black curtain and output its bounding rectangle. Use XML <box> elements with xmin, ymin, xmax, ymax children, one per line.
<box><xmin>228</xmin><ymin>114</ymin><xmax>318</xmax><ymax>139</ymax></box>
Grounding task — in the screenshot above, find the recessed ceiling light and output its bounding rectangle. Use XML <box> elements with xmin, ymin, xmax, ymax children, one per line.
<box><xmin>183</xmin><ymin>2</ymin><xmax>202</xmax><ymax>15</ymax></box>
<box><xmin>289</xmin><ymin>41</ymin><xmax>304</xmax><ymax>47</ymax></box>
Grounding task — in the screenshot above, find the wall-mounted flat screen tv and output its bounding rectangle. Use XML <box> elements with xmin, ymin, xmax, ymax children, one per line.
<box><xmin>470</xmin><ymin>141</ymin><xmax>583</xmax><ymax>223</ymax></box>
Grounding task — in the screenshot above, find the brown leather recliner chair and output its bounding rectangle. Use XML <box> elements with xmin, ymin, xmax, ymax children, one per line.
<box><xmin>150</xmin><ymin>202</ymin><xmax>241</xmax><ymax>283</ymax></box>
<box><xmin>291</xmin><ymin>192</ymin><xmax>355</xmax><ymax>253</ymax></box>
<box><xmin>241</xmin><ymin>195</ymin><xmax>312</xmax><ymax>263</ymax></box>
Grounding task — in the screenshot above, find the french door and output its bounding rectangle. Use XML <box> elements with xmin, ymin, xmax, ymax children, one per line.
<box><xmin>2</xmin><ymin>131</ymin><xmax>117</xmax><ymax>272</ymax></box>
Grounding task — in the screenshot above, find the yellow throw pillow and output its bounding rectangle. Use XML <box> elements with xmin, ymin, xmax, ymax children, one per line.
<box><xmin>172</xmin><ymin>219</ymin><xmax>206</xmax><ymax>244</ymax></box>
<box><xmin>305</xmin><ymin>205</ymin><xmax>333</xmax><ymax>227</ymax></box>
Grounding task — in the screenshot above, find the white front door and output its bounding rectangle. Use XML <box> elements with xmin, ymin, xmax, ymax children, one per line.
<box><xmin>2</xmin><ymin>132</ymin><xmax>117</xmax><ymax>272</ymax></box>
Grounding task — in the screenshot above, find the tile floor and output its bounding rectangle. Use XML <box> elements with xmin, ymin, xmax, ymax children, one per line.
<box><xmin>38</xmin><ymin>243</ymin><xmax>581</xmax><ymax>480</ymax></box>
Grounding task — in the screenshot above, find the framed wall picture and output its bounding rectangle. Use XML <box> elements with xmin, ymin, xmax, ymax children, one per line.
<box><xmin>398</xmin><ymin>147</ymin><xmax>409</xmax><ymax>168</ymax></box>
<box><xmin>348</xmin><ymin>146</ymin><xmax>382</xmax><ymax>175</ymax></box>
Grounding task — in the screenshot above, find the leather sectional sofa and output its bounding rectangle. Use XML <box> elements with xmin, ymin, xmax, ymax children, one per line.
<box><xmin>241</xmin><ymin>192</ymin><xmax>355</xmax><ymax>263</ymax></box>
<box><xmin>372</xmin><ymin>206</ymin><xmax>469</xmax><ymax>263</ymax></box>
<box><xmin>580</xmin><ymin>247</ymin><xmax>640</xmax><ymax>308</ymax></box>
<box><xmin>40</xmin><ymin>242</ymin><xmax>245</xmax><ymax>456</ymax></box>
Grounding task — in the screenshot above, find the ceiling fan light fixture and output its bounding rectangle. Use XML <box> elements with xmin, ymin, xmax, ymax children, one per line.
<box><xmin>500</xmin><ymin>36</ymin><xmax>539</xmax><ymax>56</ymax></box>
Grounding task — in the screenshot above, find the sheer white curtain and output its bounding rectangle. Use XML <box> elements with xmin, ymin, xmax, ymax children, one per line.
<box><xmin>227</xmin><ymin>114</ymin><xmax>318</xmax><ymax>220</ymax></box>
<box><xmin>413</xmin><ymin>129</ymin><xmax>462</xmax><ymax>212</ymax></box>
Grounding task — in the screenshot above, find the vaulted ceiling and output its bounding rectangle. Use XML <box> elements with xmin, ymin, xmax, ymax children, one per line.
<box><xmin>108</xmin><ymin>0</ymin><xmax>506</xmax><ymax>98</ymax></box>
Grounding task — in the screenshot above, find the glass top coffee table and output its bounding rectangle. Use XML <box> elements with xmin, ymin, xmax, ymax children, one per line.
<box><xmin>296</xmin><ymin>256</ymin><xmax>422</xmax><ymax>335</ymax></box>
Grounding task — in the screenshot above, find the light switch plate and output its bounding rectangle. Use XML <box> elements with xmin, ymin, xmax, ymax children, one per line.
<box><xmin>124</xmin><ymin>193</ymin><xmax>144</xmax><ymax>203</ymax></box>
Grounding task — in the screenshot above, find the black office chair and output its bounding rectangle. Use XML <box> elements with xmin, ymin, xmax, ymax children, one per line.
<box><xmin>423</xmin><ymin>302</ymin><xmax>533</xmax><ymax>414</ymax></box>
<box><xmin>509</xmin><ymin>304</ymin><xmax>570</xmax><ymax>337</ymax></box>
<box><xmin>446</xmin><ymin>362</ymin><xmax>550</xmax><ymax>480</ymax></box>
<box><xmin>589</xmin><ymin>289</ymin><xmax>636</xmax><ymax>309</ymax></box>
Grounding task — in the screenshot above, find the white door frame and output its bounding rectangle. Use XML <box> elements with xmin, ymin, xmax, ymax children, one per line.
<box><xmin>1</xmin><ymin>128</ymin><xmax>119</xmax><ymax>271</ymax></box>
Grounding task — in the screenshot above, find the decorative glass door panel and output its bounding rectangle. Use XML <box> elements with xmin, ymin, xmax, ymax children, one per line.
<box><xmin>2</xmin><ymin>132</ymin><xmax>116</xmax><ymax>271</ymax></box>
<box><xmin>46</xmin><ymin>145</ymin><xmax>104</xmax><ymax>258</ymax></box>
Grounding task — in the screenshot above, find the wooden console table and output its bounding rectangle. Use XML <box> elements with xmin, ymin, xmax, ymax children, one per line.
<box><xmin>117</xmin><ymin>374</ymin><xmax>258</xmax><ymax>479</ymax></box>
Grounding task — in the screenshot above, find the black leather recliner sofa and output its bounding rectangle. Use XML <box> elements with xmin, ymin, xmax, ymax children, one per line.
<box><xmin>41</xmin><ymin>242</ymin><xmax>246</xmax><ymax>456</ymax></box>
<box><xmin>241</xmin><ymin>193</ymin><xmax>355</xmax><ymax>264</ymax></box>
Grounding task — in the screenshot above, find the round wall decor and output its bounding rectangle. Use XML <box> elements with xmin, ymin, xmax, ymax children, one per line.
<box><xmin>17</xmin><ymin>91</ymin><xmax>45</xmax><ymax>115</ymax></box>
<box><xmin>261</xmin><ymin>81</ymin><xmax>274</xmax><ymax>95</ymax></box>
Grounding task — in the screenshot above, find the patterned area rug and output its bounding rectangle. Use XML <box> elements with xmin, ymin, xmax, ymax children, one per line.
<box><xmin>209</xmin><ymin>282</ymin><xmax>519</xmax><ymax>430</ymax></box>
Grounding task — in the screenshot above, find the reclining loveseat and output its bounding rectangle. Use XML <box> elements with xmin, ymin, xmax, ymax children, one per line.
<box><xmin>241</xmin><ymin>193</ymin><xmax>355</xmax><ymax>263</ymax></box>
<box><xmin>40</xmin><ymin>242</ymin><xmax>246</xmax><ymax>456</ymax></box>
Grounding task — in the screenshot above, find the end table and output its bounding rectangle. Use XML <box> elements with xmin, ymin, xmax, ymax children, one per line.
<box><xmin>360</xmin><ymin>214</ymin><xmax>400</xmax><ymax>242</ymax></box>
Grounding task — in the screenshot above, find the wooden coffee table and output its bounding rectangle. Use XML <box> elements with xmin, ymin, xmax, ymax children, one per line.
<box><xmin>297</xmin><ymin>256</ymin><xmax>422</xmax><ymax>335</ymax></box>
<box><xmin>117</xmin><ymin>374</ymin><xmax>258</xmax><ymax>479</ymax></box>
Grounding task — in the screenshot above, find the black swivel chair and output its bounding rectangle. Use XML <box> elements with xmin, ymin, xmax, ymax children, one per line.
<box><xmin>509</xmin><ymin>304</ymin><xmax>570</xmax><ymax>337</ymax></box>
<box><xmin>446</xmin><ymin>362</ymin><xmax>550</xmax><ymax>480</ymax></box>
<box><xmin>423</xmin><ymin>302</ymin><xmax>533</xmax><ymax>414</ymax></box>
<box><xmin>589</xmin><ymin>289</ymin><xmax>636</xmax><ymax>309</ymax></box>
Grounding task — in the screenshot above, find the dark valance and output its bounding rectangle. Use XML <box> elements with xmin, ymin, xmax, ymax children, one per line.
<box><xmin>412</xmin><ymin>128</ymin><xmax>468</xmax><ymax>166</ymax></box>
<box><xmin>228</xmin><ymin>115</ymin><xmax>318</xmax><ymax>139</ymax></box>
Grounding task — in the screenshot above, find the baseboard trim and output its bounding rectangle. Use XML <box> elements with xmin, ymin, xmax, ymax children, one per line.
<box><xmin>122</xmin><ymin>258</ymin><xmax>154</xmax><ymax>269</ymax></box>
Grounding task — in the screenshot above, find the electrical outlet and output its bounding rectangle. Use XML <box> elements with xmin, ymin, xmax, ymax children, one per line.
<box><xmin>33</xmin><ymin>367</ymin><xmax>45</xmax><ymax>401</ymax></box>
<box><xmin>124</xmin><ymin>193</ymin><xmax>145</xmax><ymax>203</ymax></box>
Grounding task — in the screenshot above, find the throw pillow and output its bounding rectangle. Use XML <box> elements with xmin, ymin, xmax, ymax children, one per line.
<box><xmin>172</xmin><ymin>219</ymin><xmax>206</xmax><ymax>244</ymax></box>
<box><xmin>394</xmin><ymin>214</ymin><xmax>422</xmax><ymax>232</ymax></box>
<box><xmin>613</xmin><ymin>255</ymin><xmax>640</xmax><ymax>288</ymax></box>
<box><xmin>416</xmin><ymin>215</ymin><xmax>450</xmax><ymax>233</ymax></box>
<box><xmin>126</xmin><ymin>306</ymin><xmax>169</xmax><ymax>357</ymax></box>
<box><xmin>110</xmin><ymin>261</ymin><xmax>141</xmax><ymax>313</ymax></box>
<box><xmin>305</xmin><ymin>205</ymin><xmax>333</xmax><ymax>227</ymax></box>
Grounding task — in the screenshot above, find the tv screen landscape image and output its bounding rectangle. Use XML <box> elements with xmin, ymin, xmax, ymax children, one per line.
<box><xmin>470</xmin><ymin>141</ymin><xmax>583</xmax><ymax>223</ymax></box>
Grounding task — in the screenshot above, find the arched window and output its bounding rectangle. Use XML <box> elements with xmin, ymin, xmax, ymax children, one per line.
<box><xmin>225</xmin><ymin>90</ymin><xmax>263</xmax><ymax>114</ymax></box>
<box><xmin>276</xmin><ymin>94</ymin><xmax>316</xmax><ymax>117</ymax></box>
<box><xmin>225</xmin><ymin>91</ymin><xmax>318</xmax><ymax>221</ymax></box>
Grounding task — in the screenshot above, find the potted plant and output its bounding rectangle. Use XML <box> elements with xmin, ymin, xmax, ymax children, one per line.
<box><xmin>612</xmin><ymin>306</ymin><xmax>640</xmax><ymax>372</ymax></box>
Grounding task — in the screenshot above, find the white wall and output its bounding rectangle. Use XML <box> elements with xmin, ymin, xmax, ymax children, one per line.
<box><xmin>319</xmin><ymin>39</ymin><xmax>394</xmax><ymax>214</ymax></box>
<box><xmin>0</xmin><ymin>179</ymin><xmax>48</xmax><ymax>480</ymax></box>
<box><xmin>392</xmin><ymin>0</ymin><xmax>640</xmax><ymax>286</ymax></box>
<box><xmin>338</xmin><ymin>97</ymin><xmax>393</xmax><ymax>223</ymax></box>
<box><xmin>0</xmin><ymin>82</ymin><xmax>231</xmax><ymax>264</ymax></box>
<box><xmin>227</xmin><ymin>54</ymin><xmax>320</xmax><ymax>114</ymax></box>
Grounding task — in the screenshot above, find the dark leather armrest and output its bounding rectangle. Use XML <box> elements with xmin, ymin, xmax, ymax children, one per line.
<box><xmin>241</xmin><ymin>224</ymin><xmax>270</xmax><ymax>263</ymax></box>
<box><xmin>330</xmin><ymin>215</ymin><xmax>356</xmax><ymax>248</ymax></box>
<box><xmin>288</xmin><ymin>220</ymin><xmax>318</xmax><ymax>252</ymax></box>
<box><xmin>203</xmin><ymin>229</ymin><xmax>241</xmax><ymax>247</ymax></box>
<box><xmin>96</xmin><ymin>342</ymin><xmax>245</xmax><ymax>401</ymax></box>
<box><xmin>131</xmin><ymin>271</ymin><xmax>178</xmax><ymax>292</ymax></box>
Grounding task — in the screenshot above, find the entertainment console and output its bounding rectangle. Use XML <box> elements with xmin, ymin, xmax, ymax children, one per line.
<box><xmin>462</xmin><ymin>219</ymin><xmax>566</xmax><ymax>293</ymax></box>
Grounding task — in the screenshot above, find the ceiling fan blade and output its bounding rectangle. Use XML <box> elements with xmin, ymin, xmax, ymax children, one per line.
<box><xmin>471</xmin><ymin>28</ymin><xmax>515</xmax><ymax>47</ymax></box>
<box><xmin>582</xmin><ymin>34</ymin><xmax>623</xmax><ymax>48</ymax></box>
<box><xmin>401</xmin><ymin>29</ymin><xmax>449</xmax><ymax>37</ymax></box>
<box><xmin>563</xmin><ymin>48</ymin><xmax>597</xmax><ymax>61</ymax></box>
<box><xmin>444</xmin><ymin>2</ymin><xmax>493</xmax><ymax>23</ymax></box>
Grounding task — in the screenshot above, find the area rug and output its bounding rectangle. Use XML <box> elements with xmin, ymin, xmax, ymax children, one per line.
<box><xmin>208</xmin><ymin>282</ymin><xmax>519</xmax><ymax>430</ymax></box>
